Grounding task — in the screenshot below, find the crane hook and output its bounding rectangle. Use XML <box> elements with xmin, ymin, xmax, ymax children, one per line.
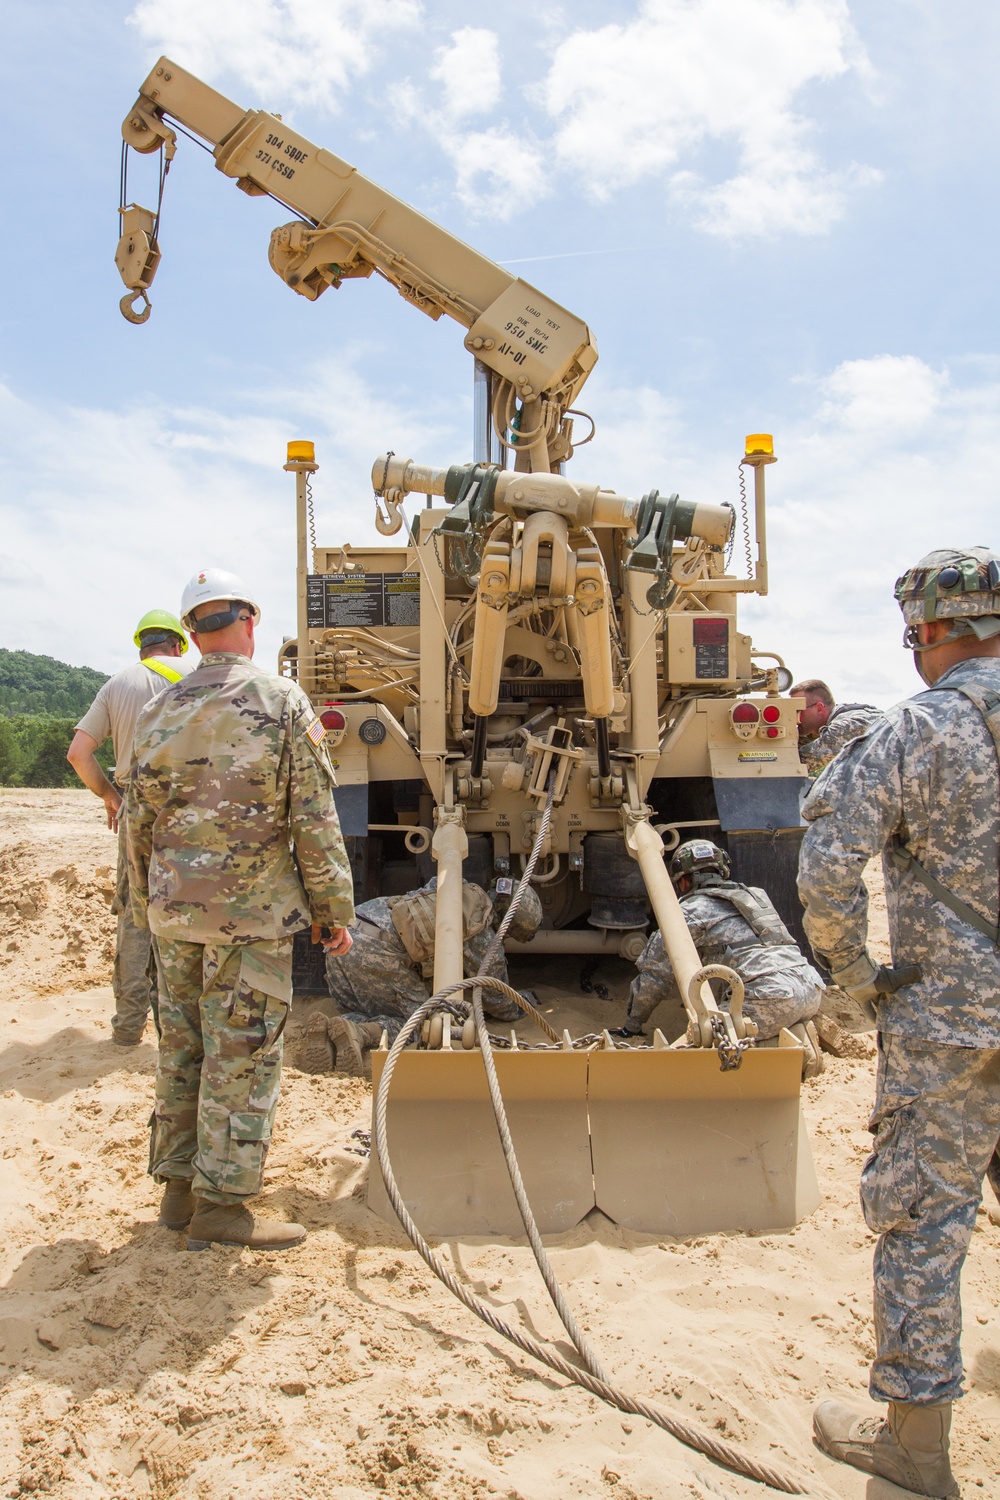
<box><xmin>375</xmin><ymin>489</ymin><xmax>405</xmax><ymax>535</ymax></box>
<box><xmin>120</xmin><ymin>289</ymin><xmax>152</xmax><ymax>325</ymax></box>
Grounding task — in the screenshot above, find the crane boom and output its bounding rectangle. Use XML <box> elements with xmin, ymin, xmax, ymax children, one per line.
<box><xmin>118</xmin><ymin>57</ymin><xmax>598</xmax><ymax>470</ymax></box>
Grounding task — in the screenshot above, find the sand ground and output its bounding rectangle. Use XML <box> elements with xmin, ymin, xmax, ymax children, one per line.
<box><xmin>1</xmin><ymin>787</ymin><xmax>999</xmax><ymax>1500</ymax></box>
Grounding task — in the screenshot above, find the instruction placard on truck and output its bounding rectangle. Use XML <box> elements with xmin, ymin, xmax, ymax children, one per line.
<box><xmin>307</xmin><ymin>572</ymin><xmax>420</xmax><ymax>628</ymax></box>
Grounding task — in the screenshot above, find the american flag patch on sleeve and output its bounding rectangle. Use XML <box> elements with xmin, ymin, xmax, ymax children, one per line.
<box><xmin>306</xmin><ymin>719</ymin><xmax>327</xmax><ymax>746</ymax></box>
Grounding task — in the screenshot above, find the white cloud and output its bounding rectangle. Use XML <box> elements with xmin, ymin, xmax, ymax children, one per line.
<box><xmin>444</xmin><ymin>127</ymin><xmax>548</xmax><ymax>210</ymax></box>
<box><xmin>402</xmin><ymin>29</ymin><xmax>546</xmax><ymax>215</ymax></box>
<box><xmin>9</xmin><ymin>340</ymin><xmax>992</xmax><ymax>712</ymax></box>
<box><xmin>127</xmin><ymin>0</ymin><xmax>420</xmax><ymax>112</ymax></box>
<box><xmin>748</xmin><ymin>354</ymin><xmax>1000</xmax><ymax>703</ymax></box>
<box><xmin>0</xmin><ymin>555</ymin><xmax>41</xmax><ymax>587</ymax></box>
<box><xmin>567</xmin><ymin>354</ymin><xmax>1000</xmax><ymax>707</ymax></box>
<box><xmin>544</xmin><ymin>0</ymin><xmax>877</xmax><ymax>235</ymax></box>
<box><xmin>0</xmin><ymin>359</ymin><xmax>464</xmax><ymax>676</ymax></box>
<box><xmin>816</xmin><ymin>353</ymin><xmax>946</xmax><ymax>431</ymax></box>
<box><xmin>429</xmin><ymin>27</ymin><xmax>502</xmax><ymax>119</ymax></box>
<box><xmin>129</xmin><ymin>0</ymin><xmax>878</xmax><ymax>235</ymax></box>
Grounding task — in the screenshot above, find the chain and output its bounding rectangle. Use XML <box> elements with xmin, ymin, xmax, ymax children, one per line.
<box><xmin>374</xmin><ymin>449</ymin><xmax>395</xmax><ymax>496</ymax></box>
<box><xmin>723</xmin><ymin>501</ymin><xmax>735</xmax><ymax>569</ymax></box>
<box><xmin>710</xmin><ymin>1012</ymin><xmax>755</xmax><ymax>1071</ymax></box>
<box><xmin>737</xmin><ymin>463</ymin><xmax>753</xmax><ymax>578</ymax></box>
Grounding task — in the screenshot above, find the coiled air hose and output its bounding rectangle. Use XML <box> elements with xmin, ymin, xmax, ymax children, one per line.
<box><xmin>373</xmin><ymin>779</ymin><xmax>807</xmax><ymax>1494</ymax></box>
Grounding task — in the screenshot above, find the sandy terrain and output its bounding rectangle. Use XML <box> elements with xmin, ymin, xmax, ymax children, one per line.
<box><xmin>1</xmin><ymin>787</ymin><xmax>999</xmax><ymax>1500</ymax></box>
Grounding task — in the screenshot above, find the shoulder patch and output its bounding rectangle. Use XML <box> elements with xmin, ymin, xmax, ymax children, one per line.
<box><xmin>306</xmin><ymin>718</ymin><xmax>327</xmax><ymax>746</ymax></box>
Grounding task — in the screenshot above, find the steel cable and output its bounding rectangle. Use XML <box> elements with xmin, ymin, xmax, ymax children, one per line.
<box><xmin>465</xmin><ymin>784</ymin><xmax>607</xmax><ymax>1381</ymax></box>
<box><xmin>372</xmin><ymin>780</ymin><xmax>808</xmax><ymax>1493</ymax></box>
<box><xmin>373</xmin><ymin>975</ymin><xmax>804</xmax><ymax>1491</ymax></box>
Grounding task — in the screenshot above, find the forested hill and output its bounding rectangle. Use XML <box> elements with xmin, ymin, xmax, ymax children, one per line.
<box><xmin>0</xmin><ymin>648</ymin><xmax>108</xmax><ymax>718</ymax></box>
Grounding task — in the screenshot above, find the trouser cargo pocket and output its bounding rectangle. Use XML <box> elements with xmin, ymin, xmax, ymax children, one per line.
<box><xmin>861</xmin><ymin>1105</ymin><xmax>919</xmax><ymax>1234</ymax></box>
<box><xmin>200</xmin><ymin>1105</ymin><xmax>274</xmax><ymax>1198</ymax></box>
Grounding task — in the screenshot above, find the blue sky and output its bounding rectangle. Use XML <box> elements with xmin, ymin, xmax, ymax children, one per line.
<box><xmin>2</xmin><ymin>0</ymin><xmax>999</xmax><ymax>705</ymax></box>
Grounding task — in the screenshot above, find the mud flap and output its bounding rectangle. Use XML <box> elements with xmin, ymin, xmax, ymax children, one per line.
<box><xmin>711</xmin><ymin>772</ymin><xmax>816</xmax><ymax>965</ymax></box>
<box><xmin>368</xmin><ymin>1048</ymin><xmax>593</xmax><ymax>1235</ymax></box>
<box><xmin>727</xmin><ymin>828</ymin><xmax>815</xmax><ymax>967</ymax></box>
<box><xmin>589</xmin><ymin>1046</ymin><xmax>820</xmax><ymax>1236</ymax></box>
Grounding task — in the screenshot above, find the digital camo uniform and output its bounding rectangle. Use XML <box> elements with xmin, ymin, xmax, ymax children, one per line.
<box><xmin>625</xmin><ymin>882</ymin><xmax>824</xmax><ymax>1040</ymax></box>
<box><xmin>325</xmin><ymin>877</ymin><xmax>541</xmax><ymax>1041</ymax></box>
<box><xmin>76</xmin><ymin>651</ymin><xmax>189</xmax><ymax>1040</ymax></box>
<box><xmin>798</xmin><ymin>652</ymin><xmax>1000</xmax><ymax>1405</ymax></box>
<box><xmin>126</xmin><ymin>650</ymin><xmax>354</xmax><ymax>1205</ymax></box>
<box><xmin>799</xmin><ymin>701</ymin><xmax>884</xmax><ymax>776</ymax></box>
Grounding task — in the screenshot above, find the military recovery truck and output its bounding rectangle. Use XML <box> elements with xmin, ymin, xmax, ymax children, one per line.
<box><xmin>116</xmin><ymin>58</ymin><xmax>819</xmax><ymax>1241</ymax></box>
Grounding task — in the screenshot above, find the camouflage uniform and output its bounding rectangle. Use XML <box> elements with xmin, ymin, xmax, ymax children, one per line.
<box><xmin>126</xmin><ymin>651</ymin><xmax>354</xmax><ymax>1204</ymax></box>
<box><xmin>625</xmin><ymin>882</ymin><xmax>824</xmax><ymax>1038</ymax></box>
<box><xmin>799</xmin><ymin>701</ymin><xmax>883</xmax><ymax>776</ymax></box>
<box><xmin>798</xmin><ymin>655</ymin><xmax>1000</xmax><ymax>1404</ymax></box>
<box><xmin>325</xmin><ymin>878</ymin><xmax>527</xmax><ymax>1041</ymax></box>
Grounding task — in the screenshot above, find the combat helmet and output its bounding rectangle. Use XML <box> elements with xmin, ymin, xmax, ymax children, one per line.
<box><xmin>491</xmin><ymin>879</ymin><xmax>543</xmax><ymax>942</ymax></box>
<box><xmin>895</xmin><ymin>547</ymin><xmax>1000</xmax><ymax>651</ymax></box>
<box><xmin>669</xmin><ymin>838</ymin><xmax>731</xmax><ymax>888</ymax></box>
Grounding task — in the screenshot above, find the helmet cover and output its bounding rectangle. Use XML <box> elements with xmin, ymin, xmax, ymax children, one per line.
<box><xmin>669</xmin><ymin>838</ymin><xmax>731</xmax><ymax>885</ymax></box>
<box><xmin>894</xmin><ymin>547</ymin><xmax>1000</xmax><ymax>628</ymax></box>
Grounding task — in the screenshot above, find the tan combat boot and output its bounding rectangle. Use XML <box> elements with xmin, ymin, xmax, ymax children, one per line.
<box><xmin>813</xmin><ymin>1398</ymin><xmax>959</xmax><ymax>1497</ymax></box>
<box><xmin>186</xmin><ymin>1201</ymin><xmax>307</xmax><ymax>1252</ymax></box>
<box><xmin>158</xmin><ymin>1179</ymin><xmax>196</xmax><ymax>1229</ymax></box>
<box><xmin>295</xmin><ymin>1011</ymin><xmax>336</xmax><ymax>1074</ymax></box>
<box><xmin>326</xmin><ymin>1017</ymin><xmax>382</xmax><ymax>1076</ymax></box>
<box><xmin>111</xmin><ymin>1027</ymin><xmax>145</xmax><ymax>1047</ymax></box>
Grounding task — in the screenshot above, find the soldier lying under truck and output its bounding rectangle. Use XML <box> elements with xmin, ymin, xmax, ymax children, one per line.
<box><xmin>296</xmin><ymin>877</ymin><xmax>544</xmax><ymax>1074</ymax></box>
<box><xmin>617</xmin><ymin>839</ymin><xmax>825</xmax><ymax>1078</ymax></box>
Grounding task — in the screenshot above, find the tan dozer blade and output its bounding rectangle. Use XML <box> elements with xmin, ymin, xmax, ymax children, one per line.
<box><xmin>589</xmin><ymin>1044</ymin><xmax>820</xmax><ymax>1236</ymax></box>
<box><xmin>368</xmin><ymin>1047</ymin><xmax>593</xmax><ymax>1236</ymax></box>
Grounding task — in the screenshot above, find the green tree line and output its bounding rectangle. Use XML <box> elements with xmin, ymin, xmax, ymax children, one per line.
<box><xmin>1</xmin><ymin>649</ymin><xmax>112</xmax><ymax>788</ymax></box>
<box><xmin>0</xmin><ymin>647</ymin><xmax>108</xmax><ymax>718</ymax></box>
<box><xmin>0</xmin><ymin>716</ymin><xmax>115</xmax><ymax>788</ymax></box>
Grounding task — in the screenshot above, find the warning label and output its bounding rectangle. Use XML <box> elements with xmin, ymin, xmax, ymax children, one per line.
<box><xmin>306</xmin><ymin>573</ymin><xmax>419</xmax><ymax>629</ymax></box>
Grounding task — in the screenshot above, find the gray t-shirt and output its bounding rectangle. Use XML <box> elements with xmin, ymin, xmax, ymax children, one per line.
<box><xmin>76</xmin><ymin>656</ymin><xmax>193</xmax><ymax>782</ymax></box>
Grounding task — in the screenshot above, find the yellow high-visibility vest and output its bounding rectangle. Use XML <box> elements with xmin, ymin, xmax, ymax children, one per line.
<box><xmin>145</xmin><ymin>658</ymin><xmax>184</xmax><ymax>686</ymax></box>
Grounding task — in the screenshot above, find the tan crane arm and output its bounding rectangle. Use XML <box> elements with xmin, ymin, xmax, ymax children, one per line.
<box><xmin>119</xmin><ymin>57</ymin><xmax>597</xmax><ymax>470</ymax></box>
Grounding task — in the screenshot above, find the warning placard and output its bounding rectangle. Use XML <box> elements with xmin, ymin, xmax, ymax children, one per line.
<box><xmin>306</xmin><ymin>573</ymin><xmax>420</xmax><ymax>629</ymax></box>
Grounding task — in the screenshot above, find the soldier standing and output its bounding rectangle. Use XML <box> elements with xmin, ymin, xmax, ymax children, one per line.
<box><xmin>618</xmin><ymin>840</ymin><xmax>825</xmax><ymax>1075</ymax></box>
<box><xmin>68</xmin><ymin>609</ymin><xmax>191</xmax><ymax>1045</ymax></box>
<box><xmin>789</xmin><ymin>677</ymin><xmax>883</xmax><ymax>775</ymax></box>
<box><xmin>798</xmin><ymin>547</ymin><xmax>1000</xmax><ymax>1498</ymax></box>
<box><xmin>127</xmin><ymin>568</ymin><xmax>354</xmax><ymax>1251</ymax></box>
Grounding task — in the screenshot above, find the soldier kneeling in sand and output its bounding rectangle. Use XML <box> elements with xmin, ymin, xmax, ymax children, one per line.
<box><xmin>618</xmin><ymin>839</ymin><xmax>825</xmax><ymax>1077</ymax></box>
<box><xmin>297</xmin><ymin>877</ymin><xmax>543</xmax><ymax>1074</ymax></box>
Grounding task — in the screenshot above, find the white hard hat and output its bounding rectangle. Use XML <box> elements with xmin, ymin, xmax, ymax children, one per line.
<box><xmin>180</xmin><ymin>568</ymin><xmax>262</xmax><ymax>632</ymax></box>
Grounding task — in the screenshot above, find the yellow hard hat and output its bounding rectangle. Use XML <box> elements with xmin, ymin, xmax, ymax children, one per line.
<box><xmin>134</xmin><ymin>608</ymin><xmax>189</xmax><ymax>654</ymax></box>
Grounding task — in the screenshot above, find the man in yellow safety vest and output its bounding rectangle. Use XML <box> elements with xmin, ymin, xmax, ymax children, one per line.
<box><xmin>68</xmin><ymin>610</ymin><xmax>192</xmax><ymax>1044</ymax></box>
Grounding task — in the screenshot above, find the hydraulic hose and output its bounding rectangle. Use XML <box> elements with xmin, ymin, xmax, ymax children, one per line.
<box><xmin>372</xmin><ymin>784</ymin><xmax>808</xmax><ymax>1496</ymax></box>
